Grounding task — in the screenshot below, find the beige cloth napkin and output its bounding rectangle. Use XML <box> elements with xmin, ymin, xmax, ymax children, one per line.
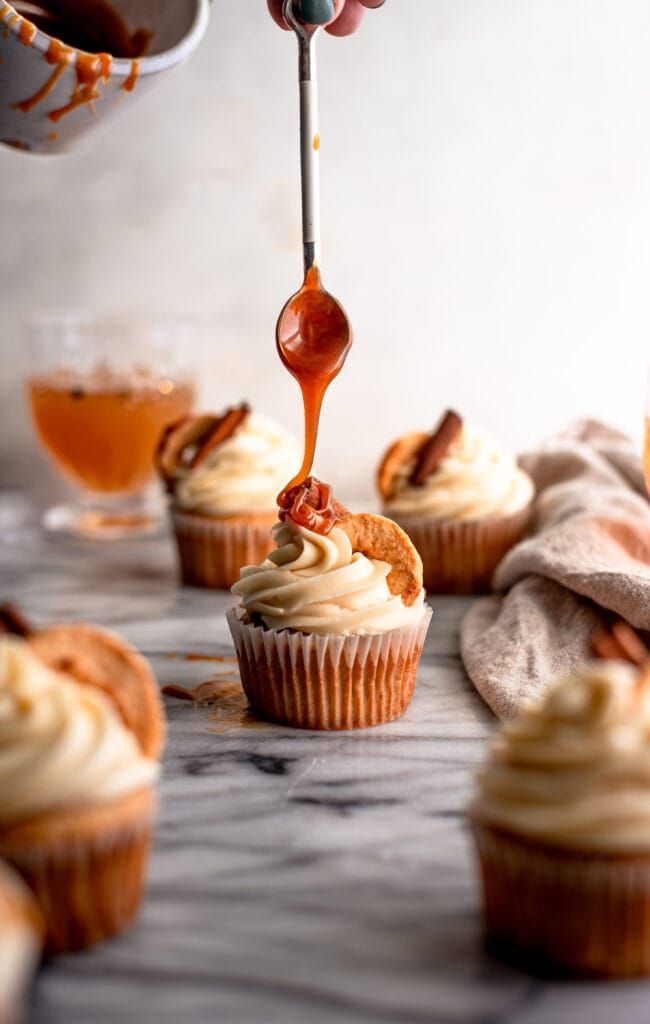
<box><xmin>460</xmin><ymin>421</ymin><xmax>650</xmax><ymax>719</ymax></box>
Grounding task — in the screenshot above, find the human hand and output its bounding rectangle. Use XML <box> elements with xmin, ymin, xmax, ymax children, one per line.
<box><xmin>268</xmin><ymin>0</ymin><xmax>384</xmax><ymax>38</ymax></box>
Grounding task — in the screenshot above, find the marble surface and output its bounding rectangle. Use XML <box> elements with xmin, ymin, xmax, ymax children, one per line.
<box><xmin>3</xmin><ymin>500</ymin><xmax>650</xmax><ymax>1024</ymax></box>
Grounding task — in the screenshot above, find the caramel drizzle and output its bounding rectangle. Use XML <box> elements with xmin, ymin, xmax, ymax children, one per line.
<box><xmin>48</xmin><ymin>50</ymin><xmax>112</xmax><ymax>122</ymax></box>
<box><xmin>278</xmin><ymin>477</ymin><xmax>346</xmax><ymax>536</ymax></box>
<box><xmin>123</xmin><ymin>58</ymin><xmax>139</xmax><ymax>92</ymax></box>
<box><xmin>19</xmin><ymin>16</ymin><xmax>35</xmax><ymax>44</ymax></box>
<box><xmin>14</xmin><ymin>37</ymin><xmax>113</xmax><ymax>122</ymax></box>
<box><xmin>14</xmin><ymin>37</ymin><xmax>72</xmax><ymax>112</ymax></box>
<box><xmin>3</xmin><ymin>11</ymin><xmax>18</xmax><ymax>37</ymax></box>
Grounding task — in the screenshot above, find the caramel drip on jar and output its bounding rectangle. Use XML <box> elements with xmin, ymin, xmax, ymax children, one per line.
<box><xmin>123</xmin><ymin>58</ymin><xmax>139</xmax><ymax>93</ymax></box>
<box><xmin>14</xmin><ymin>38</ymin><xmax>73</xmax><ymax>112</ymax></box>
<box><xmin>48</xmin><ymin>50</ymin><xmax>112</xmax><ymax>122</ymax></box>
<box><xmin>3</xmin><ymin>11</ymin><xmax>18</xmax><ymax>37</ymax></box>
<box><xmin>19</xmin><ymin>17</ymin><xmax>36</xmax><ymax>44</ymax></box>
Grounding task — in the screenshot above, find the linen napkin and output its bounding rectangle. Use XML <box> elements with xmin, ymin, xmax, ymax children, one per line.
<box><xmin>460</xmin><ymin>421</ymin><xmax>650</xmax><ymax>719</ymax></box>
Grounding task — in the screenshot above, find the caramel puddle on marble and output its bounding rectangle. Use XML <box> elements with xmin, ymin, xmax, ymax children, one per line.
<box><xmin>162</xmin><ymin>657</ymin><xmax>267</xmax><ymax>732</ymax></box>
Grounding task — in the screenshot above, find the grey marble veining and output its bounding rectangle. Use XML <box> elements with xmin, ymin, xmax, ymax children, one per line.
<box><xmin>3</xmin><ymin>506</ymin><xmax>650</xmax><ymax>1024</ymax></box>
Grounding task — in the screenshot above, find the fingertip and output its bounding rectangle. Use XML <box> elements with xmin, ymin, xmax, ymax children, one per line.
<box><xmin>325</xmin><ymin>0</ymin><xmax>365</xmax><ymax>36</ymax></box>
<box><xmin>268</xmin><ymin>0</ymin><xmax>291</xmax><ymax>29</ymax></box>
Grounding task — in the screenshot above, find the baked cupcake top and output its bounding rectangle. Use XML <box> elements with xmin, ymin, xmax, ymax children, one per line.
<box><xmin>0</xmin><ymin>638</ymin><xmax>159</xmax><ymax>824</ymax></box>
<box><xmin>232</xmin><ymin>478</ymin><xmax>425</xmax><ymax>636</ymax></box>
<box><xmin>473</xmin><ymin>660</ymin><xmax>650</xmax><ymax>852</ymax></box>
<box><xmin>378</xmin><ymin>410</ymin><xmax>534</xmax><ymax>521</ymax></box>
<box><xmin>157</xmin><ymin>405</ymin><xmax>300</xmax><ymax>518</ymax></box>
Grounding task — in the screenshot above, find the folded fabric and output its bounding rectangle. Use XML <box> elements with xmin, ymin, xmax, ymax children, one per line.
<box><xmin>460</xmin><ymin>421</ymin><xmax>650</xmax><ymax>719</ymax></box>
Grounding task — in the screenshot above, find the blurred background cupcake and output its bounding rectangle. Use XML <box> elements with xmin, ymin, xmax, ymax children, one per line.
<box><xmin>378</xmin><ymin>410</ymin><xmax>534</xmax><ymax>594</ymax></box>
<box><xmin>158</xmin><ymin>404</ymin><xmax>300</xmax><ymax>589</ymax></box>
<box><xmin>0</xmin><ymin>859</ymin><xmax>42</xmax><ymax>1024</ymax></box>
<box><xmin>0</xmin><ymin>628</ymin><xmax>163</xmax><ymax>953</ymax></box>
<box><xmin>471</xmin><ymin>658</ymin><xmax>650</xmax><ymax>977</ymax></box>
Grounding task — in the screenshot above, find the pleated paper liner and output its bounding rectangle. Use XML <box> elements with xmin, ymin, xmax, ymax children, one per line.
<box><xmin>472</xmin><ymin>819</ymin><xmax>650</xmax><ymax>977</ymax></box>
<box><xmin>0</xmin><ymin>861</ymin><xmax>42</xmax><ymax>1024</ymax></box>
<box><xmin>227</xmin><ymin>604</ymin><xmax>432</xmax><ymax>730</ymax></box>
<box><xmin>0</xmin><ymin>787</ymin><xmax>156</xmax><ymax>954</ymax></box>
<box><xmin>170</xmin><ymin>509</ymin><xmax>277</xmax><ymax>589</ymax></box>
<box><xmin>389</xmin><ymin>505</ymin><xmax>531</xmax><ymax>594</ymax></box>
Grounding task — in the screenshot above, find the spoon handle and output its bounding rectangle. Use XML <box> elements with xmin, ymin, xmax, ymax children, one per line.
<box><xmin>283</xmin><ymin>0</ymin><xmax>321</xmax><ymax>274</ymax></box>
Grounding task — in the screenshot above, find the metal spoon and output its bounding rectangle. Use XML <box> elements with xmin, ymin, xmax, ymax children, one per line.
<box><xmin>276</xmin><ymin>0</ymin><xmax>353</xmax><ymax>491</ymax></box>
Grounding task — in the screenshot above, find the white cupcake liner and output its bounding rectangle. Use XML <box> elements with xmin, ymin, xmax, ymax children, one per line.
<box><xmin>170</xmin><ymin>509</ymin><xmax>276</xmax><ymax>590</ymax></box>
<box><xmin>473</xmin><ymin>819</ymin><xmax>650</xmax><ymax>977</ymax></box>
<box><xmin>388</xmin><ymin>505</ymin><xmax>531</xmax><ymax>594</ymax></box>
<box><xmin>226</xmin><ymin>604</ymin><xmax>432</xmax><ymax>730</ymax></box>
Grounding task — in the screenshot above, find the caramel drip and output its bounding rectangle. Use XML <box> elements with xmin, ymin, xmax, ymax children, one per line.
<box><xmin>278</xmin><ymin>476</ymin><xmax>347</xmax><ymax>536</ymax></box>
<box><xmin>3</xmin><ymin>11</ymin><xmax>18</xmax><ymax>36</ymax></box>
<box><xmin>13</xmin><ymin>37</ymin><xmax>71</xmax><ymax>111</ymax></box>
<box><xmin>123</xmin><ymin>57</ymin><xmax>139</xmax><ymax>92</ymax></box>
<box><xmin>48</xmin><ymin>50</ymin><xmax>112</xmax><ymax>122</ymax></box>
<box><xmin>19</xmin><ymin>16</ymin><xmax>36</xmax><ymax>43</ymax></box>
<box><xmin>276</xmin><ymin>266</ymin><xmax>352</xmax><ymax>494</ymax></box>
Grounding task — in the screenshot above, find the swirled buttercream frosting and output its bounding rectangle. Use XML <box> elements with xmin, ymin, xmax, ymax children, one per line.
<box><xmin>0</xmin><ymin>638</ymin><xmax>159</xmax><ymax>823</ymax></box>
<box><xmin>232</xmin><ymin>520</ymin><xmax>425</xmax><ymax>636</ymax></box>
<box><xmin>473</xmin><ymin>662</ymin><xmax>650</xmax><ymax>851</ymax></box>
<box><xmin>174</xmin><ymin>412</ymin><xmax>300</xmax><ymax>517</ymax></box>
<box><xmin>386</xmin><ymin>424</ymin><xmax>533</xmax><ymax>520</ymax></box>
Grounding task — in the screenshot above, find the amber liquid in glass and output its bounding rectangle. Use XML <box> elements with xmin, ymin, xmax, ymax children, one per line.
<box><xmin>29</xmin><ymin>370</ymin><xmax>194</xmax><ymax>494</ymax></box>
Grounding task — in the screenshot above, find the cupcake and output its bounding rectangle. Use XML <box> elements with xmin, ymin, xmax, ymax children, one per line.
<box><xmin>0</xmin><ymin>860</ymin><xmax>43</xmax><ymax>1024</ymax></box>
<box><xmin>377</xmin><ymin>410</ymin><xmax>534</xmax><ymax>594</ymax></box>
<box><xmin>0</xmin><ymin>626</ymin><xmax>163</xmax><ymax>954</ymax></box>
<box><xmin>471</xmin><ymin>658</ymin><xmax>650</xmax><ymax>977</ymax></box>
<box><xmin>227</xmin><ymin>477</ymin><xmax>432</xmax><ymax>730</ymax></box>
<box><xmin>158</xmin><ymin>404</ymin><xmax>301</xmax><ymax>589</ymax></box>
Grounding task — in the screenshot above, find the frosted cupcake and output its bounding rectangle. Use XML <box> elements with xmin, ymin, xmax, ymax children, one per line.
<box><xmin>378</xmin><ymin>410</ymin><xmax>534</xmax><ymax>594</ymax></box>
<box><xmin>158</xmin><ymin>404</ymin><xmax>301</xmax><ymax>589</ymax></box>
<box><xmin>0</xmin><ymin>635</ymin><xmax>162</xmax><ymax>953</ymax></box>
<box><xmin>471</xmin><ymin>659</ymin><xmax>650</xmax><ymax>976</ymax></box>
<box><xmin>0</xmin><ymin>860</ymin><xmax>42</xmax><ymax>1024</ymax></box>
<box><xmin>228</xmin><ymin>478</ymin><xmax>432</xmax><ymax>730</ymax></box>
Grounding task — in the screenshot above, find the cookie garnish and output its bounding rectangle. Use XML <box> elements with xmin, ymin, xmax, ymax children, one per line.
<box><xmin>278</xmin><ymin>477</ymin><xmax>348</xmax><ymax>535</ymax></box>
<box><xmin>337</xmin><ymin>514</ymin><xmax>423</xmax><ymax>607</ymax></box>
<box><xmin>0</xmin><ymin>602</ymin><xmax>33</xmax><ymax>638</ymax></box>
<box><xmin>409</xmin><ymin>409</ymin><xmax>463</xmax><ymax>487</ymax></box>
<box><xmin>377</xmin><ymin>432</ymin><xmax>429</xmax><ymax>502</ymax></box>
<box><xmin>190</xmin><ymin>403</ymin><xmax>250</xmax><ymax>469</ymax></box>
<box><xmin>156</xmin><ymin>404</ymin><xmax>250</xmax><ymax>490</ymax></box>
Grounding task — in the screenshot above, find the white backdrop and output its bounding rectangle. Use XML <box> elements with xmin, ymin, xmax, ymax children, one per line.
<box><xmin>1</xmin><ymin>0</ymin><xmax>648</xmax><ymax>505</ymax></box>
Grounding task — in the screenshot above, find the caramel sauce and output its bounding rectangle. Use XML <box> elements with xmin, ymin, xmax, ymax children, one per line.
<box><xmin>14</xmin><ymin>38</ymin><xmax>72</xmax><ymax>112</ymax></box>
<box><xmin>12</xmin><ymin>1</ymin><xmax>152</xmax><ymax>57</ymax></box>
<box><xmin>3</xmin><ymin>11</ymin><xmax>19</xmax><ymax>36</ymax></box>
<box><xmin>19</xmin><ymin>17</ymin><xmax>36</xmax><ymax>44</ymax></box>
<box><xmin>278</xmin><ymin>477</ymin><xmax>342</xmax><ymax>535</ymax></box>
<box><xmin>123</xmin><ymin>58</ymin><xmax>139</xmax><ymax>93</ymax></box>
<box><xmin>28</xmin><ymin>372</ymin><xmax>195</xmax><ymax>494</ymax></box>
<box><xmin>11</xmin><ymin>2</ymin><xmax>151</xmax><ymax>120</ymax></box>
<box><xmin>48</xmin><ymin>49</ymin><xmax>112</xmax><ymax>122</ymax></box>
<box><xmin>276</xmin><ymin>266</ymin><xmax>352</xmax><ymax>497</ymax></box>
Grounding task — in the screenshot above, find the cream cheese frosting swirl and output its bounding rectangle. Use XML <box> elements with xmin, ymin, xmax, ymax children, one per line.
<box><xmin>174</xmin><ymin>412</ymin><xmax>300</xmax><ymax>517</ymax></box>
<box><xmin>473</xmin><ymin>662</ymin><xmax>650</xmax><ymax>851</ymax></box>
<box><xmin>232</xmin><ymin>520</ymin><xmax>424</xmax><ymax>636</ymax></box>
<box><xmin>386</xmin><ymin>424</ymin><xmax>533</xmax><ymax>521</ymax></box>
<box><xmin>0</xmin><ymin>638</ymin><xmax>159</xmax><ymax>824</ymax></box>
